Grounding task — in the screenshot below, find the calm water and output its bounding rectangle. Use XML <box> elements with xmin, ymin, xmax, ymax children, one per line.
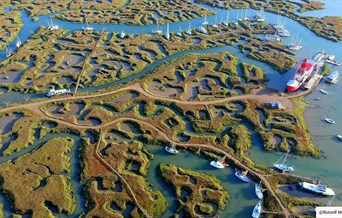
<box><xmin>0</xmin><ymin>2</ymin><xmax>342</xmax><ymax>217</ymax></box>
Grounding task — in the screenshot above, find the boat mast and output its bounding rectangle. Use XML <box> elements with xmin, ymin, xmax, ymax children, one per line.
<box><xmin>282</xmin><ymin>151</ymin><xmax>290</xmax><ymax>165</ymax></box>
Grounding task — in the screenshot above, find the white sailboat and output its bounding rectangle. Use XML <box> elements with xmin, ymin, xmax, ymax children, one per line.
<box><xmin>222</xmin><ymin>11</ymin><xmax>229</xmax><ymax>26</ymax></box>
<box><xmin>198</xmin><ymin>25</ymin><xmax>207</xmax><ymax>34</ymax></box>
<box><xmin>185</xmin><ymin>21</ymin><xmax>192</xmax><ymax>35</ymax></box>
<box><xmin>252</xmin><ymin>201</ymin><xmax>262</xmax><ymax>218</ymax></box>
<box><xmin>176</xmin><ymin>25</ymin><xmax>182</xmax><ymax>37</ymax></box>
<box><xmin>119</xmin><ymin>31</ymin><xmax>126</xmax><ymax>39</ymax></box>
<box><xmin>152</xmin><ymin>20</ymin><xmax>163</xmax><ymax>34</ymax></box>
<box><xmin>243</xmin><ymin>8</ymin><xmax>250</xmax><ymax>21</ymax></box>
<box><xmin>288</xmin><ymin>32</ymin><xmax>302</xmax><ymax>51</ymax></box>
<box><xmin>164</xmin><ymin>22</ymin><xmax>170</xmax><ymax>41</ymax></box>
<box><xmin>273</xmin><ymin>151</ymin><xmax>294</xmax><ymax>172</ymax></box>
<box><xmin>16</xmin><ymin>36</ymin><xmax>22</xmax><ymax>48</ymax></box>
<box><xmin>255</xmin><ymin>181</ymin><xmax>263</xmax><ymax>199</ymax></box>
<box><xmin>210</xmin><ymin>156</ymin><xmax>228</xmax><ymax>169</ymax></box>
<box><xmin>202</xmin><ymin>12</ymin><xmax>208</xmax><ymax>25</ymax></box>
<box><xmin>165</xmin><ymin>143</ymin><xmax>179</xmax><ymax>154</ymax></box>
<box><xmin>83</xmin><ymin>16</ymin><xmax>93</xmax><ymax>32</ymax></box>
<box><xmin>211</xmin><ymin>15</ymin><xmax>218</xmax><ymax>28</ymax></box>
<box><xmin>48</xmin><ymin>17</ymin><xmax>59</xmax><ymax>30</ymax></box>
<box><xmin>255</xmin><ymin>8</ymin><xmax>265</xmax><ymax>22</ymax></box>
<box><xmin>235</xmin><ymin>169</ymin><xmax>250</xmax><ymax>182</ymax></box>
<box><xmin>6</xmin><ymin>47</ymin><xmax>13</xmax><ymax>58</ymax></box>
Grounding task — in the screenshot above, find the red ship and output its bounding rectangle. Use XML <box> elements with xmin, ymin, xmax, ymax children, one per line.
<box><xmin>286</xmin><ymin>58</ymin><xmax>315</xmax><ymax>92</ymax></box>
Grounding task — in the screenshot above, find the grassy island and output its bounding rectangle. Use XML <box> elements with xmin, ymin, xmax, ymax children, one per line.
<box><xmin>159</xmin><ymin>163</ymin><xmax>229</xmax><ymax>216</ymax></box>
<box><xmin>0</xmin><ymin>11</ymin><xmax>23</xmax><ymax>51</ymax></box>
<box><xmin>0</xmin><ymin>137</ymin><xmax>75</xmax><ymax>217</ymax></box>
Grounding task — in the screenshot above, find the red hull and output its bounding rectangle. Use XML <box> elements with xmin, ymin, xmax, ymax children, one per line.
<box><xmin>286</xmin><ymin>83</ymin><xmax>302</xmax><ymax>92</ymax></box>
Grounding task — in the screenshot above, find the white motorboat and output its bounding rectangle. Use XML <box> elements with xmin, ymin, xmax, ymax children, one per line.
<box><xmin>252</xmin><ymin>201</ymin><xmax>262</xmax><ymax>218</ymax></box>
<box><xmin>325</xmin><ymin>118</ymin><xmax>335</xmax><ymax>124</ymax></box>
<box><xmin>255</xmin><ymin>181</ymin><xmax>263</xmax><ymax>199</ymax></box>
<box><xmin>210</xmin><ymin>156</ymin><xmax>228</xmax><ymax>169</ymax></box>
<box><xmin>273</xmin><ymin>151</ymin><xmax>294</xmax><ymax>172</ymax></box>
<box><xmin>320</xmin><ymin>89</ymin><xmax>328</xmax><ymax>95</ymax></box>
<box><xmin>198</xmin><ymin>25</ymin><xmax>207</xmax><ymax>34</ymax></box>
<box><xmin>336</xmin><ymin>134</ymin><xmax>342</xmax><ymax>142</ymax></box>
<box><xmin>46</xmin><ymin>89</ymin><xmax>71</xmax><ymax>97</ymax></box>
<box><xmin>298</xmin><ymin>182</ymin><xmax>335</xmax><ymax>196</ymax></box>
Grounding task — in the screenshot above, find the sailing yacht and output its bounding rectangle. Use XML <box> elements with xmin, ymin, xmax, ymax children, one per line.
<box><xmin>152</xmin><ymin>20</ymin><xmax>163</xmax><ymax>34</ymax></box>
<box><xmin>185</xmin><ymin>21</ymin><xmax>192</xmax><ymax>35</ymax></box>
<box><xmin>243</xmin><ymin>8</ymin><xmax>250</xmax><ymax>21</ymax></box>
<box><xmin>176</xmin><ymin>26</ymin><xmax>182</xmax><ymax>37</ymax></box>
<box><xmin>165</xmin><ymin>143</ymin><xmax>179</xmax><ymax>154</ymax></box>
<box><xmin>288</xmin><ymin>32</ymin><xmax>302</xmax><ymax>50</ymax></box>
<box><xmin>6</xmin><ymin>47</ymin><xmax>13</xmax><ymax>58</ymax></box>
<box><xmin>273</xmin><ymin>151</ymin><xmax>294</xmax><ymax>172</ymax></box>
<box><xmin>211</xmin><ymin>15</ymin><xmax>218</xmax><ymax>28</ymax></box>
<box><xmin>48</xmin><ymin>17</ymin><xmax>59</xmax><ymax>30</ymax></box>
<box><xmin>119</xmin><ymin>31</ymin><xmax>126</xmax><ymax>39</ymax></box>
<box><xmin>83</xmin><ymin>17</ymin><xmax>93</xmax><ymax>32</ymax></box>
<box><xmin>252</xmin><ymin>201</ymin><xmax>262</xmax><ymax>218</ymax></box>
<box><xmin>210</xmin><ymin>156</ymin><xmax>228</xmax><ymax>169</ymax></box>
<box><xmin>198</xmin><ymin>25</ymin><xmax>207</xmax><ymax>34</ymax></box>
<box><xmin>235</xmin><ymin>169</ymin><xmax>250</xmax><ymax>182</ymax></box>
<box><xmin>164</xmin><ymin>22</ymin><xmax>170</xmax><ymax>41</ymax></box>
<box><xmin>255</xmin><ymin>181</ymin><xmax>263</xmax><ymax>199</ymax></box>
<box><xmin>222</xmin><ymin>11</ymin><xmax>229</xmax><ymax>26</ymax></box>
<box><xmin>202</xmin><ymin>12</ymin><xmax>208</xmax><ymax>25</ymax></box>
<box><xmin>16</xmin><ymin>36</ymin><xmax>22</xmax><ymax>48</ymax></box>
<box><xmin>255</xmin><ymin>8</ymin><xmax>265</xmax><ymax>22</ymax></box>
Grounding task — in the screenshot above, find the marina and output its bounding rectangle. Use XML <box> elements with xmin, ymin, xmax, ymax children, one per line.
<box><xmin>0</xmin><ymin>1</ymin><xmax>342</xmax><ymax>217</ymax></box>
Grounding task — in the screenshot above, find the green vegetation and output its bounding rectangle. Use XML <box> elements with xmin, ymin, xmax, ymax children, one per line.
<box><xmin>321</xmin><ymin>65</ymin><xmax>331</xmax><ymax>76</ymax></box>
<box><xmin>0</xmin><ymin>137</ymin><xmax>75</xmax><ymax>217</ymax></box>
<box><xmin>0</xmin><ymin>11</ymin><xmax>23</xmax><ymax>50</ymax></box>
<box><xmin>159</xmin><ymin>163</ymin><xmax>229</xmax><ymax>216</ymax></box>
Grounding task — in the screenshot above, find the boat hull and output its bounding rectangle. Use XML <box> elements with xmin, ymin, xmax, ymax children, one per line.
<box><xmin>210</xmin><ymin>161</ymin><xmax>225</xmax><ymax>169</ymax></box>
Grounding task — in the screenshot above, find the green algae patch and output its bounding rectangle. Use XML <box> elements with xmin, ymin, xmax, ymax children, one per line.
<box><xmin>0</xmin><ymin>137</ymin><xmax>75</xmax><ymax>217</ymax></box>
<box><xmin>159</xmin><ymin>163</ymin><xmax>229</xmax><ymax>216</ymax></box>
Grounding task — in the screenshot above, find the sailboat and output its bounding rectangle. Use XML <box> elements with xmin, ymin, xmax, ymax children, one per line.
<box><xmin>252</xmin><ymin>201</ymin><xmax>262</xmax><ymax>218</ymax></box>
<box><xmin>48</xmin><ymin>17</ymin><xmax>59</xmax><ymax>30</ymax></box>
<box><xmin>176</xmin><ymin>26</ymin><xmax>182</xmax><ymax>37</ymax></box>
<box><xmin>16</xmin><ymin>36</ymin><xmax>22</xmax><ymax>48</ymax></box>
<box><xmin>235</xmin><ymin>169</ymin><xmax>250</xmax><ymax>182</ymax></box>
<box><xmin>185</xmin><ymin>21</ymin><xmax>192</xmax><ymax>35</ymax></box>
<box><xmin>243</xmin><ymin>8</ymin><xmax>250</xmax><ymax>21</ymax></box>
<box><xmin>273</xmin><ymin>151</ymin><xmax>294</xmax><ymax>172</ymax></box>
<box><xmin>152</xmin><ymin>20</ymin><xmax>162</xmax><ymax>34</ymax></box>
<box><xmin>288</xmin><ymin>32</ymin><xmax>302</xmax><ymax>51</ymax></box>
<box><xmin>255</xmin><ymin>181</ymin><xmax>263</xmax><ymax>199</ymax></box>
<box><xmin>255</xmin><ymin>8</ymin><xmax>265</xmax><ymax>22</ymax></box>
<box><xmin>119</xmin><ymin>31</ymin><xmax>126</xmax><ymax>39</ymax></box>
<box><xmin>164</xmin><ymin>22</ymin><xmax>170</xmax><ymax>41</ymax></box>
<box><xmin>202</xmin><ymin>12</ymin><xmax>208</xmax><ymax>25</ymax></box>
<box><xmin>211</xmin><ymin>15</ymin><xmax>218</xmax><ymax>28</ymax></box>
<box><xmin>210</xmin><ymin>156</ymin><xmax>228</xmax><ymax>169</ymax></box>
<box><xmin>83</xmin><ymin>16</ymin><xmax>93</xmax><ymax>32</ymax></box>
<box><xmin>6</xmin><ymin>47</ymin><xmax>13</xmax><ymax>58</ymax></box>
<box><xmin>165</xmin><ymin>143</ymin><xmax>179</xmax><ymax>154</ymax></box>
<box><xmin>222</xmin><ymin>11</ymin><xmax>229</xmax><ymax>26</ymax></box>
<box><xmin>198</xmin><ymin>25</ymin><xmax>207</xmax><ymax>34</ymax></box>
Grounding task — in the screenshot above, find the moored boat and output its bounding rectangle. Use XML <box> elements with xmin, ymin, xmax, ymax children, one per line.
<box><xmin>165</xmin><ymin>146</ymin><xmax>179</xmax><ymax>154</ymax></box>
<box><xmin>286</xmin><ymin>58</ymin><xmax>315</xmax><ymax>92</ymax></box>
<box><xmin>298</xmin><ymin>182</ymin><xmax>335</xmax><ymax>196</ymax></box>
<box><xmin>210</xmin><ymin>156</ymin><xmax>228</xmax><ymax>169</ymax></box>
<box><xmin>336</xmin><ymin>134</ymin><xmax>342</xmax><ymax>142</ymax></box>
<box><xmin>252</xmin><ymin>201</ymin><xmax>262</xmax><ymax>218</ymax></box>
<box><xmin>326</xmin><ymin>71</ymin><xmax>339</xmax><ymax>84</ymax></box>
<box><xmin>119</xmin><ymin>31</ymin><xmax>126</xmax><ymax>39</ymax></box>
<box><xmin>325</xmin><ymin>118</ymin><xmax>335</xmax><ymax>124</ymax></box>
<box><xmin>255</xmin><ymin>181</ymin><xmax>263</xmax><ymax>199</ymax></box>
<box><xmin>326</xmin><ymin>59</ymin><xmax>341</xmax><ymax>66</ymax></box>
<box><xmin>273</xmin><ymin>151</ymin><xmax>294</xmax><ymax>172</ymax></box>
<box><xmin>320</xmin><ymin>89</ymin><xmax>328</xmax><ymax>94</ymax></box>
<box><xmin>185</xmin><ymin>21</ymin><xmax>192</xmax><ymax>35</ymax></box>
<box><xmin>46</xmin><ymin>89</ymin><xmax>71</xmax><ymax>97</ymax></box>
<box><xmin>265</xmin><ymin>34</ymin><xmax>280</xmax><ymax>42</ymax></box>
<box><xmin>198</xmin><ymin>25</ymin><xmax>207</xmax><ymax>34</ymax></box>
<box><xmin>235</xmin><ymin>170</ymin><xmax>250</xmax><ymax>182</ymax></box>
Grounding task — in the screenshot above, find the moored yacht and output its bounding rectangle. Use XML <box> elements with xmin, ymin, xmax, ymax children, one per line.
<box><xmin>46</xmin><ymin>89</ymin><xmax>71</xmax><ymax>97</ymax></box>
<box><xmin>164</xmin><ymin>22</ymin><xmax>170</xmax><ymax>41</ymax></box>
<box><xmin>165</xmin><ymin>144</ymin><xmax>179</xmax><ymax>154</ymax></box>
<box><xmin>235</xmin><ymin>169</ymin><xmax>250</xmax><ymax>182</ymax></box>
<box><xmin>152</xmin><ymin>20</ymin><xmax>162</xmax><ymax>34</ymax></box>
<box><xmin>16</xmin><ymin>36</ymin><xmax>22</xmax><ymax>48</ymax></box>
<box><xmin>119</xmin><ymin>31</ymin><xmax>126</xmax><ymax>39</ymax></box>
<box><xmin>298</xmin><ymin>182</ymin><xmax>335</xmax><ymax>196</ymax></box>
<box><xmin>252</xmin><ymin>201</ymin><xmax>262</xmax><ymax>218</ymax></box>
<box><xmin>176</xmin><ymin>26</ymin><xmax>182</xmax><ymax>37</ymax></box>
<box><xmin>210</xmin><ymin>156</ymin><xmax>228</xmax><ymax>169</ymax></box>
<box><xmin>198</xmin><ymin>25</ymin><xmax>207</xmax><ymax>34</ymax></box>
<box><xmin>273</xmin><ymin>151</ymin><xmax>294</xmax><ymax>172</ymax></box>
<box><xmin>48</xmin><ymin>17</ymin><xmax>59</xmax><ymax>31</ymax></box>
<box><xmin>83</xmin><ymin>17</ymin><xmax>93</xmax><ymax>32</ymax></box>
<box><xmin>255</xmin><ymin>181</ymin><xmax>263</xmax><ymax>199</ymax></box>
<box><xmin>185</xmin><ymin>21</ymin><xmax>192</xmax><ymax>35</ymax></box>
<box><xmin>326</xmin><ymin>71</ymin><xmax>338</xmax><ymax>84</ymax></box>
<box><xmin>325</xmin><ymin>118</ymin><xmax>335</xmax><ymax>124</ymax></box>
